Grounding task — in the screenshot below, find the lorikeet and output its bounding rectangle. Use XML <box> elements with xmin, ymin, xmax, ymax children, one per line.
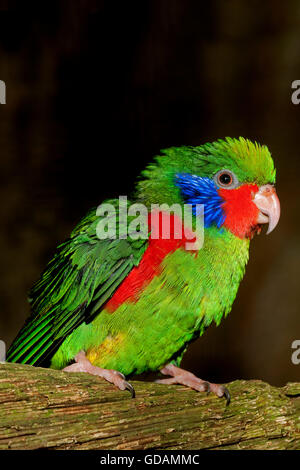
<box><xmin>7</xmin><ymin>137</ymin><xmax>280</xmax><ymax>404</ymax></box>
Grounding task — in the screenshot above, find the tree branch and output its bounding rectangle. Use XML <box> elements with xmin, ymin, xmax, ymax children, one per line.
<box><xmin>0</xmin><ymin>362</ymin><xmax>299</xmax><ymax>450</ymax></box>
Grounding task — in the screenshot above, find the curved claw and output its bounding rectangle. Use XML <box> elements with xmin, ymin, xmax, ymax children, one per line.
<box><xmin>202</xmin><ymin>381</ymin><xmax>211</xmax><ymax>394</ymax></box>
<box><xmin>222</xmin><ymin>386</ymin><xmax>231</xmax><ymax>406</ymax></box>
<box><xmin>124</xmin><ymin>381</ymin><xmax>135</xmax><ymax>398</ymax></box>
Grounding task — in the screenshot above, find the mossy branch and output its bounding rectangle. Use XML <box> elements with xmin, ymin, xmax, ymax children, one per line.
<box><xmin>0</xmin><ymin>362</ymin><xmax>299</xmax><ymax>450</ymax></box>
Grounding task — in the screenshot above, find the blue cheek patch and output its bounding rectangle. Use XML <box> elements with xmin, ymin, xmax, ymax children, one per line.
<box><xmin>175</xmin><ymin>173</ymin><xmax>226</xmax><ymax>228</ymax></box>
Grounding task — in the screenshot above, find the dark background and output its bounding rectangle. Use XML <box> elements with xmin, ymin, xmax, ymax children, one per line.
<box><xmin>0</xmin><ymin>0</ymin><xmax>299</xmax><ymax>386</ymax></box>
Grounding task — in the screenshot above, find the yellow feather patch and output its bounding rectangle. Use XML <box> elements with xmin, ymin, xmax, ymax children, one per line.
<box><xmin>86</xmin><ymin>332</ymin><xmax>125</xmax><ymax>364</ymax></box>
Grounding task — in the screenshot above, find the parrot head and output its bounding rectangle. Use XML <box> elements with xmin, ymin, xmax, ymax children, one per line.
<box><xmin>136</xmin><ymin>137</ymin><xmax>280</xmax><ymax>239</ymax></box>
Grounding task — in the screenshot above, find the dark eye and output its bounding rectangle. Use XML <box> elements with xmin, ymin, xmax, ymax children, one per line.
<box><xmin>218</xmin><ymin>172</ymin><xmax>232</xmax><ymax>185</ymax></box>
<box><xmin>213</xmin><ymin>169</ymin><xmax>239</xmax><ymax>189</ymax></box>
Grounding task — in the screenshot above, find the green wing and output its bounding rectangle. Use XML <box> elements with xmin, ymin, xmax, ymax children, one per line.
<box><xmin>7</xmin><ymin>203</ymin><xmax>149</xmax><ymax>366</ymax></box>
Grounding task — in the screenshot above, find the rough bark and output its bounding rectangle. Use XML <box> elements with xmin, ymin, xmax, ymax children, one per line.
<box><xmin>0</xmin><ymin>362</ymin><xmax>299</xmax><ymax>450</ymax></box>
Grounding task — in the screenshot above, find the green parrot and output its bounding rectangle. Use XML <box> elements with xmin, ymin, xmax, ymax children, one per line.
<box><xmin>7</xmin><ymin>137</ymin><xmax>280</xmax><ymax>404</ymax></box>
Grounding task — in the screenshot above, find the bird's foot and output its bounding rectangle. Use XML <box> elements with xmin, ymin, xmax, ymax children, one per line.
<box><xmin>63</xmin><ymin>350</ymin><xmax>135</xmax><ymax>398</ymax></box>
<box><xmin>156</xmin><ymin>363</ymin><xmax>230</xmax><ymax>405</ymax></box>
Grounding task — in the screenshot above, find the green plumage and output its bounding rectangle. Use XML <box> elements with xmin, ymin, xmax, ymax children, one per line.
<box><xmin>50</xmin><ymin>227</ymin><xmax>248</xmax><ymax>374</ymax></box>
<box><xmin>7</xmin><ymin>204</ymin><xmax>148</xmax><ymax>366</ymax></box>
<box><xmin>7</xmin><ymin>137</ymin><xmax>276</xmax><ymax>376</ymax></box>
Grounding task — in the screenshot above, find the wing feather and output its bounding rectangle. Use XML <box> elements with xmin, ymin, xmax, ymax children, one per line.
<box><xmin>7</xmin><ymin>204</ymin><xmax>149</xmax><ymax>365</ymax></box>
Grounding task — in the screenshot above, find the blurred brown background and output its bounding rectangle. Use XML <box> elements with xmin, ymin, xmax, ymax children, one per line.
<box><xmin>0</xmin><ymin>0</ymin><xmax>299</xmax><ymax>386</ymax></box>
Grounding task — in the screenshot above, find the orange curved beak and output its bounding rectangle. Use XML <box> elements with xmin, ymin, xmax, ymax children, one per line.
<box><xmin>253</xmin><ymin>184</ymin><xmax>280</xmax><ymax>234</ymax></box>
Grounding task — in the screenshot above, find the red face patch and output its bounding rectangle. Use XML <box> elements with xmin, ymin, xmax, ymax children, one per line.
<box><xmin>218</xmin><ymin>184</ymin><xmax>260</xmax><ymax>239</ymax></box>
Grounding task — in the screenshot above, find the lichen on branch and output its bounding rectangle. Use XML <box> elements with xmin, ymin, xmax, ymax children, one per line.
<box><xmin>0</xmin><ymin>363</ymin><xmax>299</xmax><ymax>450</ymax></box>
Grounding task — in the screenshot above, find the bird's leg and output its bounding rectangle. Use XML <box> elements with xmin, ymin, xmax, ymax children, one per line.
<box><xmin>156</xmin><ymin>363</ymin><xmax>230</xmax><ymax>405</ymax></box>
<box><xmin>63</xmin><ymin>350</ymin><xmax>135</xmax><ymax>398</ymax></box>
